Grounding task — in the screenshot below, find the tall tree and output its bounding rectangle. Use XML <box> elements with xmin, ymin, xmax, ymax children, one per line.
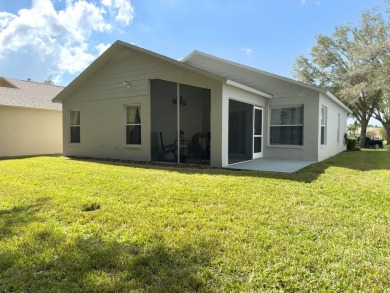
<box><xmin>356</xmin><ymin>9</ymin><xmax>390</xmax><ymax>144</ymax></box>
<box><xmin>293</xmin><ymin>7</ymin><xmax>388</xmax><ymax>147</ymax></box>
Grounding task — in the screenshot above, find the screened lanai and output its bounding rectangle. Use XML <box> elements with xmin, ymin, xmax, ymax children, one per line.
<box><xmin>150</xmin><ymin>79</ymin><xmax>211</xmax><ymax>165</ymax></box>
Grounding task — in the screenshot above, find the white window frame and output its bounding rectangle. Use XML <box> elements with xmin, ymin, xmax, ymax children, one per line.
<box><xmin>125</xmin><ymin>104</ymin><xmax>142</xmax><ymax>146</ymax></box>
<box><xmin>321</xmin><ymin>106</ymin><xmax>327</xmax><ymax>146</ymax></box>
<box><xmin>269</xmin><ymin>105</ymin><xmax>304</xmax><ymax>146</ymax></box>
<box><xmin>69</xmin><ymin>109</ymin><xmax>80</xmax><ymax>144</ymax></box>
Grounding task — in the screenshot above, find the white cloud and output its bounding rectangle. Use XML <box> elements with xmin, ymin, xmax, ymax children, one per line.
<box><xmin>241</xmin><ymin>48</ymin><xmax>253</xmax><ymax>56</ymax></box>
<box><xmin>102</xmin><ymin>0</ymin><xmax>135</xmax><ymax>25</ymax></box>
<box><xmin>0</xmin><ymin>0</ymin><xmax>134</xmax><ymax>84</ymax></box>
<box><xmin>96</xmin><ymin>42</ymin><xmax>111</xmax><ymax>55</ymax></box>
<box><xmin>0</xmin><ymin>12</ymin><xmax>16</xmax><ymax>30</ymax></box>
<box><xmin>59</xmin><ymin>43</ymin><xmax>96</xmax><ymax>73</ymax></box>
<box><xmin>102</xmin><ymin>0</ymin><xmax>112</xmax><ymax>6</ymax></box>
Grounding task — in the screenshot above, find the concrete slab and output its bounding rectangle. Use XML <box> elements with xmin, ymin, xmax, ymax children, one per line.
<box><xmin>226</xmin><ymin>159</ymin><xmax>316</xmax><ymax>173</ymax></box>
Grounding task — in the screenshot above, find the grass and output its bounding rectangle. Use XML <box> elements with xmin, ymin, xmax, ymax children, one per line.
<box><xmin>0</xmin><ymin>150</ymin><xmax>389</xmax><ymax>292</ymax></box>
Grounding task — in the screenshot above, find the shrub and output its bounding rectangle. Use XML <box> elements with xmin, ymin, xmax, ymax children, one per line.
<box><xmin>347</xmin><ymin>138</ymin><xmax>358</xmax><ymax>151</ymax></box>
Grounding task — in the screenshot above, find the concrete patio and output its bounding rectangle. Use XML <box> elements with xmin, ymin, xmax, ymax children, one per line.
<box><xmin>227</xmin><ymin>159</ymin><xmax>316</xmax><ymax>173</ymax></box>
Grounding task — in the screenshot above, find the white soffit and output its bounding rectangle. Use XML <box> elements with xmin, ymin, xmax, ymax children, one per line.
<box><xmin>226</xmin><ymin>80</ymin><xmax>273</xmax><ymax>99</ymax></box>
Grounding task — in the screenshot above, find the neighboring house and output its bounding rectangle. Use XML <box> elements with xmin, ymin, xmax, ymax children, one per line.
<box><xmin>53</xmin><ymin>41</ymin><xmax>351</xmax><ymax>169</ymax></box>
<box><xmin>0</xmin><ymin>77</ymin><xmax>63</xmax><ymax>157</ymax></box>
<box><xmin>350</xmin><ymin>126</ymin><xmax>382</xmax><ymax>140</ymax></box>
<box><xmin>365</xmin><ymin>127</ymin><xmax>381</xmax><ymax>140</ymax></box>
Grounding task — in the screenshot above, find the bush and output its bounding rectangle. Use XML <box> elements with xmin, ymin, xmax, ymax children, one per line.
<box><xmin>347</xmin><ymin>138</ymin><xmax>358</xmax><ymax>151</ymax></box>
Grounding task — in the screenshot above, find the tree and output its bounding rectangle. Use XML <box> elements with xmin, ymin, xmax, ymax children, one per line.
<box><xmin>379</xmin><ymin>127</ymin><xmax>388</xmax><ymax>141</ymax></box>
<box><xmin>347</xmin><ymin>120</ymin><xmax>360</xmax><ymax>138</ymax></box>
<box><xmin>355</xmin><ymin>8</ymin><xmax>390</xmax><ymax>144</ymax></box>
<box><xmin>374</xmin><ymin>95</ymin><xmax>390</xmax><ymax>144</ymax></box>
<box><xmin>293</xmin><ymin>7</ymin><xmax>388</xmax><ymax>147</ymax></box>
<box><xmin>43</xmin><ymin>75</ymin><xmax>55</xmax><ymax>85</ymax></box>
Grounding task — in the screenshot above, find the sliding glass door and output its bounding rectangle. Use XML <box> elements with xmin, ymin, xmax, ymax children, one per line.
<box><xmin>228</xmin><ymin>100</ymin><xmax>263</xmax><ymax>164</ymax></box>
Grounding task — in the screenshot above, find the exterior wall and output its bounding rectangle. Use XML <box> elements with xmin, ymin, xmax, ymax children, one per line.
<box><xmin>317</xmin><ymin>93</ymin><xmax>348</xmax><ymax>161</ymax></box>
<box><xmin>0</xmin><ymin>106</ymin><xmax>62</xmax><ymax>157</ymax></box>
<box><xmin>62</xmin><ymin>47</ymin><xmax>223</xmax><ymax>166</ymax></box>
<box><xmin>264</xmin><ymin>92</ymin><xmax>320</xmax><ymax>161</ymax></box>
<box><xmin>221</xmin><ymin>84</ymin><xmax>266</xmax><ymax>166</ymax></box>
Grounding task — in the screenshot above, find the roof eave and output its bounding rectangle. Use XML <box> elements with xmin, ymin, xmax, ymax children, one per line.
<box><xmin>53</xmin><ymin>41</ymin><xmax>122</xmax><ymax>103</ymax></box>
<box><xmin>226</xmin><ymin>80</ymin><xmax>273</xmax><ymax>99</ymax></box>
<box><xmin>118</xmin><ymin>42</ymin><xmax>226</xmax><ymax>83</ymax></box>
<box><xmin>0</xmin><ymin>77</ymin><xmax>19</xmax><ymax>89</ymax></box>
<box><xmin>183</xmin><ymin>51</ymin><xmax>337</xmax><ymax>95</ymax></box>
<box><xmin>324</xmin><ymin>91</ymin><xmax>352</xmax><ymax>113</ymax></box>
<box><xmin>184</xmin><ymin>51</ymin><xmax>353</xmax><ymax>112</ymax></box>
<box><xmin>0</xmin><ymin>104</ymin><xmax>62</xmax><ymax>111</ymax></box>
<box><xmin>53</xmin><ymin>41</ymin><xmax>227</xmax><ymax>103</ymax></box>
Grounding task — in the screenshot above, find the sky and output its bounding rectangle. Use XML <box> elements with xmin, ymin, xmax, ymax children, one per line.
<box><xmin>0</xmin><ymin>0</ymin><xmax>387</xmax><ymax>88</ymax></box>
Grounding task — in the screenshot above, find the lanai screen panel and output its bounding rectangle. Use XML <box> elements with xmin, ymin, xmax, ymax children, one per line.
<box><xmin>150</xmin><ymin>79</ymin><xmax>177</xmax><ymax>161</ymax></box>
<box><xmin>150</xmin><ymin>79</ymin><xmax>211</xmax><ymax>164</ymax></box>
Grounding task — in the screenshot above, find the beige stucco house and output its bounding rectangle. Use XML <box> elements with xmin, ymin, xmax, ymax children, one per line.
<box><xmin>0</xmin><ymin>77</ymin><xmax>63</xmax><ymax>157</ymax></box>
<box><xmin>53</xmin><ymin>41</ymin><xmax>351</xmax><ymax>170</ymax></box>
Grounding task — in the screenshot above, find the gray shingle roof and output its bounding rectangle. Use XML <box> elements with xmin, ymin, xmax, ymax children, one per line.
<box><xmin>0</xmin><ymin>77</ymin><xmax>63</xmax><ymax>111</ymax></box>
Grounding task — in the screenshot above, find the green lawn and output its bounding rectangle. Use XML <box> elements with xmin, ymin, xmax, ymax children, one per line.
<box><xmin>1</xmin><ymin>150</ymin><xmax>389</xmax><ymax>292</ymax></box>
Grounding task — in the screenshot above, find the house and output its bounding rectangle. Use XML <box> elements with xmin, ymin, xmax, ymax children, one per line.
<box><xmin>0</xmin><ymin>77</ymin><xmax>63</xmax><ymax>157</ymax></box>
<box><xmin>53</xmin><ymin>41</ymin><xmax>351</xmax><ymax>171</ymax></box>
<box><xmin>365</xmin><ymin>126</ymin><xmax>382</xmax><ymax>140</ymax></box>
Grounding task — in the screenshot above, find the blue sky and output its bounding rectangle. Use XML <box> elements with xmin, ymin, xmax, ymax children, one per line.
<box><xmin>0</xmin><ymin>0</ymin><xmax>386</xmax><ymax>88</ymax></box>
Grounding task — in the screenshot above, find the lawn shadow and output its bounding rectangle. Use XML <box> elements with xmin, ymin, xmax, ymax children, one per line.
<box><xmin>0</xmin><ymin>197</ymin><xmax>50</xmax><ymax>281</ymax></box>
<box><xmin>0</xmin><ymin>197</ymin><xmax>49</xmax><ymax>241</ymax></box>
<box><xmin>0</xmin><ymin>229</ymin><xmax>216</xmax><ymax>292</ymax></box>
<box><xmin>66</xmin><ymin>149</ymin><xmax>390</xmax><ymax>184</ymax></box>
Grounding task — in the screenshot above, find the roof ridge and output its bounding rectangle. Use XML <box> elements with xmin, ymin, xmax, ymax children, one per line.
<box><xmin>3</xmin><ymin>76</ymin><xmax>64</xmax><ymax>88</ymax></box>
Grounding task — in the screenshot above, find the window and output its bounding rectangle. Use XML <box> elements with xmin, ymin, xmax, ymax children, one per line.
<box><xmin>270</xmin><ymin>105</ymin><xmax>303</xmax><ymax>145</ymax></box>
<box><xmin>321</xmin><ymin>106</ymin><xmax>327</xmax><ymax>145</ymax></box>
<box><xmin>125</xmin><ymin>105</ymin><xmax>141</xmax><ymax>145</ymax></box>
<box><xmin>69</xmin><ymin>110</ymin><xmax>80</xmax><ymax>143</ymax></box>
